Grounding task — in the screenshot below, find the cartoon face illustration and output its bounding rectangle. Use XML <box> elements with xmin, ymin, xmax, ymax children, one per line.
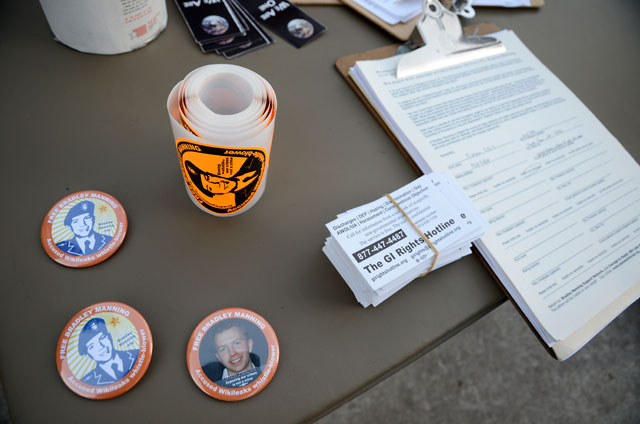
<box><xmin>73</xmin><ymin>317</ymin><xmax>141</xmax><ymax>387</ymax></box>
<box><xmin>69</xmin><ymin>213</ymin><xmax>94</xmax><ymax>238</ymax></box>
<box><xmin>85</xmin><ymin>331</ymin><xmax>114</xmax><ymax>363</ymax></box>
<box><xmin>53</xmin><ymin>199</ymin><xmax>115</xmax><ymax>257</ymax></box>
<box><xmin>79</xmin><ymin>318</ymin><xmax>115</xmax><ymax>363</ymax></box>
<box><xmin>185</xmin><ymin>161</ymin><xmax>258</xmax><ymax>196</ymax></box>
<box><xmin>64</xmin><ymin>201</ymin><xmax>96</xmax><ymax>237</ymax></box>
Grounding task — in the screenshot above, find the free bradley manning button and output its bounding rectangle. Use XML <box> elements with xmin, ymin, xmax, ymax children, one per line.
<box><xmin>56</xmin><ymin>301</ymin><xmax>153</xmax><ymax>400</ymax></box>
<box><xmin>186</xmin><ymin>307</ymin><xmax>280</xmax><ymax>401</ymax></box>
<box><xmin>41</xmin><ymin>190</ymin><xmax>127</xmax><ymax>268</ymax></box>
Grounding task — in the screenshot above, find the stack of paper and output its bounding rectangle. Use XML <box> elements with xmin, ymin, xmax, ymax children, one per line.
<box><xmin>345</xmin><ymin>0</ymin><xmax>541</xmax><ymax>27</ymax></box>
<box><xmin>351</xmin><ymin>0</ymin><xmax>422</xmax><ymax>25</ymax></box>
<box><xmin>323</xmin><ymin>172</ymin><xmax>488</xmax><ymax>307</ymax></box>
<box><xmin>473</xmin><ymin>0</ymin><xmax>535</xmax><ymax>6</ymax></box>
<box><xmin>346</xmin><ymin>29</ymin><xmax>640</xmax><ymax>358</ymax></box>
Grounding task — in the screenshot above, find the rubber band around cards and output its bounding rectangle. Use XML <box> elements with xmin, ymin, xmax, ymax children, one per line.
<box><xmin>385</xmin><ymin>193</ymin><xmax>439</xmax><ymax>276</ymax></box>
<box><xmin>56</xmin><ymin>302</ymin><xmax>153</xmax><ymax>400</ymax></box>
<box><xmin>41</xmin><ymin>191</ymin><xmax>127</xmax><ymax>268</ymax></box>
<box><xmin>186</xmin><ymin>307</ymin><xmax>279</xmax><ymax>401</ymax></box>
<box><xmin>167</xmin><ymin>64</ymin><xmax>277</xmax><ymax>217</ymax></box>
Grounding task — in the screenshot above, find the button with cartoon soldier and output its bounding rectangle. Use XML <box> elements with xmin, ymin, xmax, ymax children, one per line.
<box><xmin>56</xmin><ymin>302</ymin><xmax>152</xmax><ymax>400</ymax></box>
<box><xmin>41</xmin><ymin>190</ymin><xmax>127</xmax><ymax>267</ymax></box>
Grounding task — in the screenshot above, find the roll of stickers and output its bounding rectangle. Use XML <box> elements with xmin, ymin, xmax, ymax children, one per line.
<box><xmin>39</xmin><ymin>0</ymin><xmax>167</xmax><ymax>55</ymax></box>
<box><xmin>167</xmin><ymin>65</ymin><xmax>277</xmax><ymax>217</ymax></box>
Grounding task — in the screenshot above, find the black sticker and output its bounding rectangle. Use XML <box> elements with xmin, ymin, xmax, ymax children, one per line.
<box><xmin>175</xmin><ymin>0</ymin><xmax>247</xmax><ymax>44</ymax></box>
<box><xmin>201</xmin><ymin>0</ymin><xmax>273</xmax><ymax>54</ymax></box>
<box><xmin>237</xmin><ymin>0</ymin><xmax>326</xmax><ymax>48</ymax></box>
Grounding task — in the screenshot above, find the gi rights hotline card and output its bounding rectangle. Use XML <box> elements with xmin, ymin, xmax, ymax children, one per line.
<box><xmin>323</xmin><ymin>173</ymin><xmax>488</xmax><ymax>304</ymax></box>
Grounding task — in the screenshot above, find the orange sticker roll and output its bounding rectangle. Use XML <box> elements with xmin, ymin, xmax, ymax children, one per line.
<box><xmin>167</xmin><ymin>65</ymin><xmax>277</xmax><ymax>217</ymax></box>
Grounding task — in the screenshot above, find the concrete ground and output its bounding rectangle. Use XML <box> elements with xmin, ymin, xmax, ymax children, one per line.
<box><xmin>1</xmin><ymin>301</ymin><xmax>638</xmax><ymax>423</ymax></box>
<box><xmin>317</xmin><ymin>301</ymin><xmax>640</xmax><ymax>424</ymax></box>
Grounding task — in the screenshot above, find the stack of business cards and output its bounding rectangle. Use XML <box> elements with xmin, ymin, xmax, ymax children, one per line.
<box><xmin>175</xmin><ymin>0</ymin><xmax>273</xmax><ymax>58</ymax></box>
<box><xmin>323</xmin><ymin>173</ymin><xmax>488</xmax><ymax>307</ymax></box>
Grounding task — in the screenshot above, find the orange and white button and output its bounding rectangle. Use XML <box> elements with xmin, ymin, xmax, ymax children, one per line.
<box><xmin>186</xmin><ymin>307</ymin><xmax>279</xmax><ymax>401</ymax></box>
<box><xmin>56</xmin><ymin>302</ymin><xmax>153</xmax><ymax>400</ymax></box>
<box><xmin>41</xmin><ymin>190</ymin><xmax>127</xmax><ymax>268</ymax></box>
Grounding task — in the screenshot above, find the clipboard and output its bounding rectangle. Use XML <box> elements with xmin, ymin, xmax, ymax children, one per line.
<box><xmin>335</xmin><ymin>19</ymin><xmax>638</xmax><ymax>360</ymax></box>
<box><xmin>334</xmin><ymin>22</ymin><xmax>567</xmax><ymax>359</ymax></box>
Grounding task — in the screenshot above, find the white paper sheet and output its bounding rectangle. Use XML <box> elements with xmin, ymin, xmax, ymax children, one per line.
<box><xmin>349</xmin><ymin>30</ymin><xmax>640</xmax><ymax>344</ymax></box>
<box><xmin>473</xmin><ymin>0</ymin><xmax>531</xmax><ymax>7</ymax></box>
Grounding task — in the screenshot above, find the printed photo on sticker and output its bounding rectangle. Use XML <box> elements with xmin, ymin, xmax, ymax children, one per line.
<box><xmin>52</xmin><ymin>199</ymin><xmax>117</xmax><ymax>257</ymax></box>
<box><xmin>287</xmin><ymin>18</ymin><xmax>313</xmax><ymax>39</ymax></box>
<box><xmin>201</xmin><ymin>15</ymin><xmax>230</xmax><ymax>35</ymax></box>
<box><xmin>199</xmin><ymin>318</ymin><xmax>268</xmax><ymax>389</ymax></box>
<box><xmin>66</xmin><ymin>313</ymin><xmax>140</xmax><ymax>387</ymax></box>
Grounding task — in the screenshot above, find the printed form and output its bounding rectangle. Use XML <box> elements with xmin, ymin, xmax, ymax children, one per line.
<box><xmin>350</xmin><ymin>30</ymin><xmax>640</xmax><ymax>347</ymax></box>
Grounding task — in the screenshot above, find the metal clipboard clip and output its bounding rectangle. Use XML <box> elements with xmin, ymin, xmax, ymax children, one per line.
<box><xmin>396</xmin><ymin>0</ymin><xmax>506</xmax><ymax>79</ymax></box>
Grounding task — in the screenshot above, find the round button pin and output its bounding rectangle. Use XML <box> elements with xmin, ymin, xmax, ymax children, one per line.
<box><xmin>56</xmin><ymin>302</ymin><xmax>153</xmax><ymax>400</ymax></box>
<box><xmin>41</xmin><ymin>190</ymin><xmax>127</xmax><ymax>268</ymax></box>
<box><xmin>186</xmin><ymin>307</ymin><xmax>279</xmax><ymax>401</ymax></box>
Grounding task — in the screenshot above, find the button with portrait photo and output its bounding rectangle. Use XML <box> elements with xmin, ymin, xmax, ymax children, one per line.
<box><xmin>186</xmin><ymin>307</ymin><xmax>279</xmax><ymax>401</ymax></box>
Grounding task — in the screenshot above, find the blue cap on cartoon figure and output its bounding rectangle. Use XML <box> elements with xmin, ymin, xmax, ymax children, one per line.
<box><xmin>64</xmin><ymin>201</ymin><xmax>95</xmax><ymax>227</ymax></box>
<box><xmin>78</xmin><ymin>318</ymin><xmax>109</xmax><ymax>356</ymax></box>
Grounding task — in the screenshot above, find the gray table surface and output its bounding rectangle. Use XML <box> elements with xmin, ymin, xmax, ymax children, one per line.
<box><xmin>1</xmin><ymin>1</ymin><xmax>638</xmax><ymax>422</ymax></box>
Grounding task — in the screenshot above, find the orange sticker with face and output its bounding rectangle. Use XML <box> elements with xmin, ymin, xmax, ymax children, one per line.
<box><xmin>56</xmin><ymin>302</ymin><xmax>153</xmax><ymax>400</ymax></box>
<box><xmin>176</xmin><ymin>139</ymin><xmax>267</xmax><ymax>215</ymax></box>
<box><xmin>186</xmin><ymin>308</ymin><xmax>279</xmax><ymax>401</ymax></box>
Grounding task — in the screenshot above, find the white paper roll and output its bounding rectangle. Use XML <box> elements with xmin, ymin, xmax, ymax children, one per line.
<box><xmin>167</xmin><ymin>65</ymin><xmax>277</xmax><ymax>217</ymax></box>
<box><xmin>39</xmin><ymin>0</ymin><xmax>167</xmax><ymax>55</ymax></box>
